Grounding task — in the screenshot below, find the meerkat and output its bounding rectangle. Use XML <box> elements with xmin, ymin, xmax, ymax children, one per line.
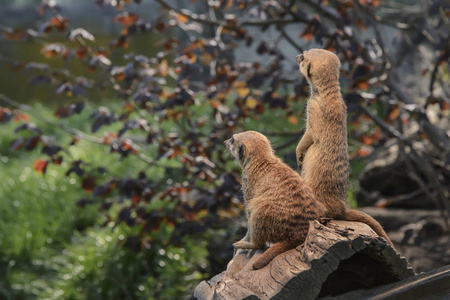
<box><xmin>225</xmin><ymin>131</ymin><xmax>325</xmax><ymax>270</ymax></box>
<box><xmin>296</xmin><ymin>49</ymin><xmax>394</xmax><ymax>246</ymax></box>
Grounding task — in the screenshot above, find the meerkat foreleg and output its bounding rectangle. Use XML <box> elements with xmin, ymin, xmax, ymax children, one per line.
<box><xmin>233</xmin><ymin>240</ymin><xmax>259</xmax><ymax>249</ymax></box>
<box><xmin>233</xmin><ymin>225</ymin><xmax>253</xmax><ymax>248</ymax></box>
<box><xmin>296</xmin><ymin>130</ymin><xmax>313</xmax><ymax>170</ymax></box>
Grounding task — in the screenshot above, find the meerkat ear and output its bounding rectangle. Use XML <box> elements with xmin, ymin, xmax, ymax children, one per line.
<box><xmin>238</xmin><ymin>144</ymin><xmax>244</xmax><ymax>161</ymax></box>
<box><xmin>307</xmin><ymin>62</ymin><xmax>312</xmax><ymax>78</ymax></box>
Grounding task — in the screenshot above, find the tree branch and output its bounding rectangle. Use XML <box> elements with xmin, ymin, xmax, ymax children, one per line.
<box><xmin>155</xmin><ymin>0</ymin><xmax>301</xmax><ymax>29</ymax></box>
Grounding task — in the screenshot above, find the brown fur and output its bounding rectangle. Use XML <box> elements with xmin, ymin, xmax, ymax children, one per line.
<box><xmin>225</xmin><ymin>131</ymin><xmax>325</xmax><ymax>270</ymax></box>
<box><xmin>296</xmin><ymin>49</ymin><xmax>393</xmax><ymax>246</ymax></box>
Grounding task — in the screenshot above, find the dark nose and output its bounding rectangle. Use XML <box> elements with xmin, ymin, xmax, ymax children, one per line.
<box><xmin>296</xmin><ymin>54</ymin><xmax>304</xmax><ymax>65</ymax></box>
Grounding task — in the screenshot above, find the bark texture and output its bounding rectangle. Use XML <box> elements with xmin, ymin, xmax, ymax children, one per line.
<box><xmin>194</xmin><ymin>220</ymin><xmax>415</xmax><ymax>300</ymax></box>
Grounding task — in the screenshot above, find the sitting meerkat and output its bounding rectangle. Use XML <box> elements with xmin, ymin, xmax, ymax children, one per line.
<box><xmin>296</xmin><ymin>49</ymin><xmax>393</xmax><ymax>246</ymax></box>
<box><xmin>225</xmin><ymin>131</ymin><xmax>325</xmax><ymax>270</ymax></box>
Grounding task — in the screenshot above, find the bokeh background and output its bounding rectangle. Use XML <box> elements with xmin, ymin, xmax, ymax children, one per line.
<box><xmin>0</xmin><ymin>0</ymin><xmax>449</xmax><ymax>299</ymax></box>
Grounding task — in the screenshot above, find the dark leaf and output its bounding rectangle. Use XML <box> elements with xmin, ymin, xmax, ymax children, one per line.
<box><xmin>25</xmin><ymin>135</ymin><xmax>41</xmax><ymax>151</ymax></box>
<box><xmin>97</xmin><ymin>167</ymin><xmax>107</xmax><ymax>174</ymax></box>
<box><xmin>117</xmin><ymin>207</ymin><xmax>134</xmax><ymax>226</ymax></box>
<box><xmin>14</xmin><ymin>123</ymin><xmax>42</xmax><ymax>135</ymax></box>
<box><xmin>111</xmin><ymin>139</ymin><xmax>139</xmax><ymax>157</ymax></box>
<box><xmin>0</xmin><ymin>107</ymin><xmax>13</xmax><ymax>124</ymax></box>
<box><xmin>76</xmin><ymin>198</ymin><xmax>95</xmax><ymax>209</ymax></box>
<box><xmin>113</xmin><ymin>35</ymin><xmax>129</xmax><ymax>48</ymax></box>
<box><xmin>256</xmin><ymin>41</ymin><xmax>268</xmax><ymax>55</ymax></box>
<box><xmin>66</xmin><ymin>160</ymin><xmax>84</xmax><ymax>177</ymax></box>
<box><xmin>54</xmin><ymin>102</ymin><xmax>85</xmax><ymax>118</ymax></box>
<box><xmin>118</xmin><ymin>119</ymin><xmax>150</xmax><ymax>137</ymax></box>
<box><xmin>247</xmin><ymin>73</ymin><xmax>266</xmax><ymax>88</ymax></box>
<box><xmin>29</xmin><ymin>75</ymin><xmax>52</xmax><ymax>85</ymax></box>
<box><xmin>122</xmin><ymin>235</ymin><xmax>140</xmax><ymax>252</ymax></box>
<box><xmin>345</xmin><ymin>93</ymin><xmax>363</xmax><ymax>114</ymax></box>
<box><xmin>90</xmin><ymin>107</ymin><xmax>115</xmax><ymax>133</ymax></box>
<box><xmin>42</xmin><ymin>145</ymin><xmax>62</xmax><ymax>156</ymax></box>
<box><xmin>92</xmin><ymin>179</ymin><xmax>116</xmax><ymax>197</ymax></box>
<box><xmin>55</xmin><ymin>82</ymin><xmax>73</xmax><ymax>95</ymax></box>
<box><xmin>82</xmin><ymin>176</ymin><xmax>97</xmax><ymax>194</ymax></box>
<box><xmin>52</xmin><ymin>156</ymin><xmax>63</xmax><ymax>165</ymax></box>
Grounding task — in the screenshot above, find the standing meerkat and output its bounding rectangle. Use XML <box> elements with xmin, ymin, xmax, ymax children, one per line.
<box><xmin>296</xmin><ymin>49</ymin><xmax>394</xmax><ymax>246</ymax></box>
<box><xmin>225</xmin><ymin>131</ymin><xmax>325</xmax><ymax>270</ymax></box>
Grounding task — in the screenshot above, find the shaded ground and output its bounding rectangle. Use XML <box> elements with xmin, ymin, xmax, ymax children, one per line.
<box><xmin>361</xmin><ymin>207</ymin><xmax>450</xmax><ymax>273</ymax></box>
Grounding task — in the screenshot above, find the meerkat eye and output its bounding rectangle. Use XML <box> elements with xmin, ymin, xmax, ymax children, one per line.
<box><xmin>238</xmin><ymin>145</ymin><xmax>244</xmax><ymax>160</ymax></box>
<box><xmin>230</xmin><ymin>137</ymin><xmax>234</xmax><ymax>144</ymax></box>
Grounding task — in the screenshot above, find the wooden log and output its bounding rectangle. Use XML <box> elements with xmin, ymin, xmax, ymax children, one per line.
<box><xmin>194</xmin><ymin>220</ymin><xmax>415</xmax><ymax>300</ymax></box>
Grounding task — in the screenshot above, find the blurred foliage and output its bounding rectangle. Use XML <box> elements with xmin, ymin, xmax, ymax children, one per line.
<box><xmin>0</xmin><ymin>0</ymin><xmax>449</xmax><ymax>298</ymax></box>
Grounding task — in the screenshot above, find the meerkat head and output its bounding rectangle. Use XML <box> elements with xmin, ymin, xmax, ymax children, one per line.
<box><xmin>296</xmin><ymin>49</ymin><xmax>341</xmax><ymax>92</ymax></box>
<box><xmin>224</xmin><ymin>131</ymin><xmax>275</xmax><ymax>167</ymax></box>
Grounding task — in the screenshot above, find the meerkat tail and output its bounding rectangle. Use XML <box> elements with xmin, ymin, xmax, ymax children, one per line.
<box><xmin>252</xmin><ymin>241</ymin><xmax>293</xmax><ymax>270</ymax></box>
<box><xmin>345</xmin><ymin>209</ymin><xmax>394</xmax><ymax>247</ymax></box>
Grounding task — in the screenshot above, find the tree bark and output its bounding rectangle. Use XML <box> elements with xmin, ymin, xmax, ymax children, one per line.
<box><xmin>194</xmin><ymin>220</ymin><xmax>415</xmax><ymax>300</ymax></box>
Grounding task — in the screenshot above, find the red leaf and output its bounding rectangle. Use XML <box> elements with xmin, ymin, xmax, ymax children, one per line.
<box><xmin>441</xmin><ymin>100</ymin><xmax>450</xmax><ymax>111</ymax></box>
<box><xmin>75</xmin><ymin>47</ymin><xmax>88</xmax><ymax>59</ymax></box>
<box><xmin>288</xmin><ymin>115</ymin><xmax>298</xmax><ymax>125</ymax></box>
<box><xmin>386</xmin><ymin>106</ymin><xmax>400</xmax><ymax>122</ymax></box>
<box><xmin>33</xmin><ymin>159</ymin><xmax>49</xmax><ymax>174</ymax></box>
<box><xmin>132</xmin><ymin>194</ymin><xmax>140</xmax><ymax>204</ymax></box>
<box><xmin>357</xmin><ymin>81</ymin><xmax>370</xmax><ymax>90</ymax></box>
<box><xmin>14</xmin><ymin>113</ymin><xmax>29</xmax><ymax>122</ymax></box>
<box><xmin>113</xmin><ymin>12</ymin><xmax>139</xmax><ymax>26</ymax></box>
<box><xmin>41</xmin><ymin>17</ymin><xmax>68</xmax><ymax>33</ymax></box>
<box><xmin>302</xmin><ymin>32</ymin><xmax>312</xmax><ymax>41</ymax></box>
<box><xmin>182</xmin><ymin>209</ymin><xmax>197</xmax><ymax>221</ymax></box>
<box><xmin>375</xmin><ymin>199</ymin><xmax>391</xmax><ymax>208</ymax></box>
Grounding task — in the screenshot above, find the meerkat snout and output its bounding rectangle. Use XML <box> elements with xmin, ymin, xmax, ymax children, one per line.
<box><xmin>296</xmin><ymin>54</ymin><xmax>304</xmax><ymax>65</ymax></box>
<box><xmin>225</xmin><ymin>135</ymin><xmax>245</xmax><ymax>163</ymax></box>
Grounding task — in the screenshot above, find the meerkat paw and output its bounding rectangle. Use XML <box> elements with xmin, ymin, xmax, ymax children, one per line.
<box><xmin>297</xmin><ymin>154</ymin><xmax>305</xmax><ymax>171</ymax></box>
<box><xmin>233</xmin><ymin>241</ymin><xmax>257</xmax><ymax>249</ymax></box>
